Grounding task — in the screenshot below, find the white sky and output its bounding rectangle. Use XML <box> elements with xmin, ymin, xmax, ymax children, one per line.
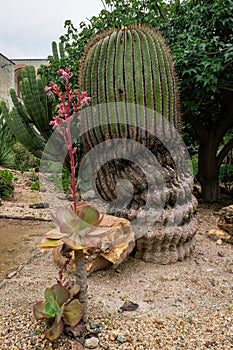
<box><xmin>0</xmin><ymin>0</ymin><xmax>104</xmax><ymax>59</ymax></box>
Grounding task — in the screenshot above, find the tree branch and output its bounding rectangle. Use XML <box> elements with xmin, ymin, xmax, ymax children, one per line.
<box><xmin>101</xmin><ymin>0</ymin><xmax>107</xmax><ymax>10</ymax></box>
<box><xmin>217</xmin><ymin>138</ymin><xmax>233</xmax><ymax>168</ymax></box>
<box><xmin>183</xmin><ymin>113</ymin><xmax>208</xmax><ymax>141</ymax></box>
<box><xmin>154</xmin><ymin>1</ymin><xmax>168</xmax><ymax>21</ymax></box>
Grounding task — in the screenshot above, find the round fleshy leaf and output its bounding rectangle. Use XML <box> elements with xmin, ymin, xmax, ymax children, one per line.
<box><xmin>52</xmin><ymin>284</ymin><xmax>70</xmax><ymax>306</ymax></box>
<box><xmin>63</xmin><ymin>299</ymin><xmax>84</xmax><ymax>327</ymax></box>
<box><xmin>45</xmin><ymin>229</ymin><xmax>65</xmax><ymax>239</ymax></box>
<box><xmin>33</xmin><ymin>301</ymin><xmax>52</xmax><ymax>320</ymax></box>
<box><xmin>37</xmin><ymin>238</ymin><xmax>63</xmax><ymax>248</ymax></box>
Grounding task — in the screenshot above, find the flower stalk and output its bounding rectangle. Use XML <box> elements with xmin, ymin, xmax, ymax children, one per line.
<box><xmin>45</xmin><ymin>67</ymin><xmax>91</xmax><ymax>214</ymax></box>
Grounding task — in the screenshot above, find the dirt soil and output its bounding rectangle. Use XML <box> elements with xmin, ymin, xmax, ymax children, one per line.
<box><xmin>0</xmin><ymin>168</ymin><xmax>53</xmax><ymax>280</ymax></box>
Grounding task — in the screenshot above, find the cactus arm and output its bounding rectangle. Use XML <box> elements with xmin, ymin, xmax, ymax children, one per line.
<box><xmin>1</xmin><ymin>101</ymin><xmax>44</xmax><ymax>158</ymax></box>
<box><xmin>3</xmin><ymin>65</ymin><xmax>54</xmax><ymax>158</ymax></box>
<box><xmin>19</xmin><ymin>79</ymin><xmax>35</xmax><ymax>124</ymax></box>
<box><xmin>9</xmin><ymin>89</ymin><xmax>31</xmax><ymax>123</ymax></box>
<box><xmin>37</xmin><ymin>77</ymin><xmax>51</xmax><ymax>135</ymax></box>
<box><xmin>21</xmin><ymin>66</ymin><xmax>50</xmax><ymax>136</ymax></box>
<box><xmin>52</xmin><ymin>41</ymin><xmax>59</xmax><ymax>60</ymax></box>
<box><xmin>59</xmin><ymin>42</ymin><xmax>66</xmax><ymax>58</ymax></box>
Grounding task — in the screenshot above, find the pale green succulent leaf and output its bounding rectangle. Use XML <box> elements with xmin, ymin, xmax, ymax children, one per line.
<box><xmin>44</xmin><ymin>288</ymin><xmax>56</xmax><ymax>303</ymax></box>
<box><xmin>33</xmin><ymin>301</ymin><xmax>53</xmax><ymax>320</ymax></box>
<box><xmin>63</xmin><ymin>299</ymin><xmax>83</xmax><ymax>327</ymax></box>
<box><xmin>45</xmin><ymin>229</ymin><xmax>65</xmax><ymax>239</ymax></box>
<box><xmin>61</xmin><ymin>236</ymin><xmax>87</xmax><ymax>250</ymax></box>
<box><xmin>59</xmin><ymin>222</ymin><xmax>74</xmax><ymax>234</ymax></box>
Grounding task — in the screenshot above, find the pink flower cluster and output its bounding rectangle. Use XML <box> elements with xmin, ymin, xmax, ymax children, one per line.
<box><xmin>44</xmin><ymin>67</ymin><xmax>91</xmax><ymax>128</ymax></box>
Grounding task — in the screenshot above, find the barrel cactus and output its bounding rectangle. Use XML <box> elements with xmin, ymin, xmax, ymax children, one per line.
<box><xmin>78</xmin><ymin>24</ymin><xmax>197</xmax><ymax>264</ymax></box>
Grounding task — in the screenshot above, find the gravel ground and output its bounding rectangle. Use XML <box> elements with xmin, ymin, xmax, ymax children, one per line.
<box><xmin>0</xmin><ymin>169</ymin><xmax>233</xmax><ymax>349</ymax></box>
<box><xmin>0</xmin><ymin>204</ymin><xmax>233</xmax><ymax>349</ymax></box>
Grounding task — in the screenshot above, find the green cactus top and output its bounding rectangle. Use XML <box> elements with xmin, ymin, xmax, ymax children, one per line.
<box><xmin>78</xmin><ymin>24</ymin><xmax>181</xmax><ymax>132</ymax></box>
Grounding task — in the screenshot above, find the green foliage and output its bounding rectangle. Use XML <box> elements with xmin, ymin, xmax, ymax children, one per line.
<box><xmin>219</xmin><ymin>164</ymin><xmax>233</xmax><ymax>183</ymax></box>
<box><xmin>13</xmin><ymin>143</ymin><xmax>39</xmax><ymax>173</ymax></box>
<box><xmin>30</xmin><ymin>180</ymin><xmax>41</xmax><ymax>191</ymax></box>
<box><xmin>191</xmin><ymin>154</ymin><xmax>198</xmax><ymax>183</ymax></box>
<box><xmin>162</xmin><ymin>0</ymin><xmax>233</xmax><ymax>122</ymax></box>
<box><xmin>0</xmin><ymin>169</ymin><xmax>15</xmax><ymax>196</ymax></box>
<box><xmin>33</xmin><ymin>283</ymin><xmax>83</xmax><ymax>340</ymax></box>
<box><xmin>39</xmin><ymin>1</ymin><xmax>168</xmax><ymax>89</ymax></box>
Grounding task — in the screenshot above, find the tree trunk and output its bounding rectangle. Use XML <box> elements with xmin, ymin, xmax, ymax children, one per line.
<box><xmin>198</xmin><ymin>140</ymin><xmax>220</xmax><ymax>202</ymax></box>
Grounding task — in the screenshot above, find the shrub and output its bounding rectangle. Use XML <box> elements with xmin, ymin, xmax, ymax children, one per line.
<box><xmin>0</xmin><ymin>169</ymin><xmax>15</xmax><ymax>197</ymax></box>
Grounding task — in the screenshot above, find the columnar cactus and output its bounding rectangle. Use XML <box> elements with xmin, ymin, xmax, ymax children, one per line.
<box><xmin>0</xmin><ymin>66</ymin><xmax>51</xmax><ymax>158</ymax></box>
<box><xmin>78</xmin><ymin>24</ymin><xmax>197</xmax><ymax>264</ymax></box>
<box><xmin>0</xmin><ymin>66</ymin><xmax>66</xmax><ymax>160</ymax></box>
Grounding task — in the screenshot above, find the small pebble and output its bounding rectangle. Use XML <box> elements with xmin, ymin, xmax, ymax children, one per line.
<box><xmin>84</xmin><ymin>336</ymin><xmax>99</xmax><ymax>349</ymax></box>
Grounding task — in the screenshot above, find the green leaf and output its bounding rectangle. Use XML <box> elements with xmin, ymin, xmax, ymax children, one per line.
<box><xmin>45</xmin><ymin>302</ymin><xmax>60</xmax><ymax>318</ymax></box>
<box><xmin>44</xmin><ymin>288</ymin><xmax>56</xmax><ymax>303</ymax></box>
<box><xmin>33</xmin><ymin>301</ymin><xmax>53</xmax><ymax>320</ymax></box>
<box><xmin>78</xmin><ymin>204</ymin><xmax>102</xmax><ymax>229</ymax></box>
<box><xmin>44</xmin><ymin>288</ymin><xmax>61</xmax><ymax>317</ymax></box>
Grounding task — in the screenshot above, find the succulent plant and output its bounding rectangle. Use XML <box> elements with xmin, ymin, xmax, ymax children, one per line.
<box><xmin>33</xmin><ymin>283</ymin><xmax>83</xmax><ymax>340</ymax></box>
<box><xmin>37</xmin><ymin>202</ymin><xmax>103</xmax><ymax>250</ymax></box>
<box><xmin>0</xmin><ymin>169</ymin><xmax>15</xmax><ymax>197</ymax></box>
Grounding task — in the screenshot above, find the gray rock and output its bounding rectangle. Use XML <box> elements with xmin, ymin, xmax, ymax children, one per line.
<box><xmin>117</xmin><ymin>333</ymin><xmax>127</xmax><ymax>343</ymax></box>
<box><xmin>84</xmin><ymin>190</ymin><xmax>96</xmax><ymax>200</ymax></box>
<box><xmin>84</xmin><ymin>336</ymin><xmax>99</xmax><ymax>349</ymax></box>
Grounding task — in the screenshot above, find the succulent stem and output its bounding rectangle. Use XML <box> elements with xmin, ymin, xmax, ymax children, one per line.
<box><xmin>74</xmin><ymin>249</ymin><xmax>88</xmax><ymax>323</ymax></box>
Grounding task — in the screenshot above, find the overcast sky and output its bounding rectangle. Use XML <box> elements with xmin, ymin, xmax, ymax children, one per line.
<box><xmin>0</xmin><ymin>0</ymin><xmax>104</xmax><ymax>59</ymax></box>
